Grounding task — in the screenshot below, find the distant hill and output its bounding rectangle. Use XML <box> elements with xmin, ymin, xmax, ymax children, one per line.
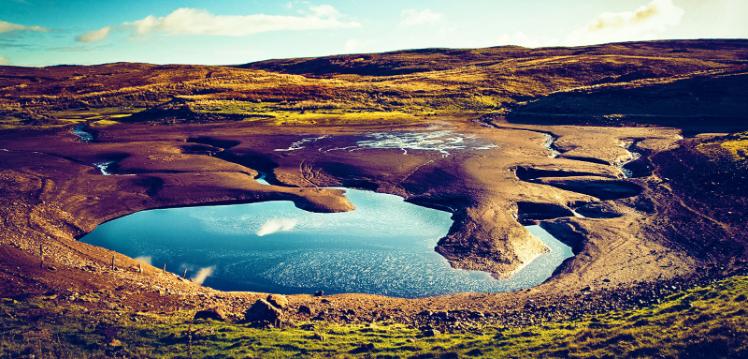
<box><xmin>2</xmin><ymin>39</ymin><xmax>747</xmax><ymax>130</ymax></box>
<box><xmin>241</xmin><ymin>39</ymin><xmax>748</xmax><ymax>77</ymax></box>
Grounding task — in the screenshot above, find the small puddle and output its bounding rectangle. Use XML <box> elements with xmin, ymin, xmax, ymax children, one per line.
<box><xmin>255</xmin><ymin>173</ymin><xmax>270</xmax><ymax>185</ymax></box>
<box><xmin>274</xmin><ymin>135</ymin><xmax>330</xmax><ymax>152</ymax></box>
<box><xmin>274</xmin><ymin>131</ymin><xmax>497</xmax><ymax>157</ymax></box>
<box><xmin>618</xmin><ymin>140</ymin><xmax>643</xmax><ymax>178</ymax></box>
<box><xmin>71</xmin><ymin>124</ymin><xmax>94</xmax><ymax>142</ymax></box>
<box><xmin>543</xmin><ymin>133</ymin><xmax>561</xmax><ymax>158</ymax></box>
<box><xmin>94</xmin><ymin>161</ymin><xmax>115</xmax><ymax>176</ymax></box>
<box><xmin>81</xmin><ymin>188</ymin><xmax>573</xmax><ymax>297</ymax></box>
<box><xmin>354</xmin><ymin>131</ymin><xmax>498</xmax><ymax>156</ymax></box>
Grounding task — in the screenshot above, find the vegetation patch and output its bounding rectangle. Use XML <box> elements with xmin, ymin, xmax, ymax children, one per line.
<box><xmin>1</xmin><ymin>276</ymin><xmax>746</xmax><ymax>358</ymax></box>
<box><xmin>720</xmin><ymin>132</ymin><xmax>748</xmax><ymax>160</ymax></box>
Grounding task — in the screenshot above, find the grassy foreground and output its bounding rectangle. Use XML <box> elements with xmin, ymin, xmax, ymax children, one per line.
<box><xmin>1</xmin><ymin>276</ymin><xmax>746</xmax><ymax>358</ymax></box>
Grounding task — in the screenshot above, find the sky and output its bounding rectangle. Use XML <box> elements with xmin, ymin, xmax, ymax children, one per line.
<box><xmin>0</xmin><ymin>0</ymin><xmax>747</xmax><ymax>67</ymax></box>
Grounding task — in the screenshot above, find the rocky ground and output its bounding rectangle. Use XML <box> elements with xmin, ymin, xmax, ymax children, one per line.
<box><xmin>0</xmin><ymin>115</ymin><xmax>743</xmax><ymax>324</ymax></box>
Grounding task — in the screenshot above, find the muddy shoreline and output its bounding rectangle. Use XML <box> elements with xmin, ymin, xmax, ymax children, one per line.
<box><xmin>2</xmin><ymin>116</ymin><xmax>744</xmax><ymax>326</ymax></box>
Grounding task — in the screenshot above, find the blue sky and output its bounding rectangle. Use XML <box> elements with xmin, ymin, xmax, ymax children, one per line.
<box><xmin>1</xmin><ymin>0</ymin><xmax>746</xmax><ymax>66</ymax></box>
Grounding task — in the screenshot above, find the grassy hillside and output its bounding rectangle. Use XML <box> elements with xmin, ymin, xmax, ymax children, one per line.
<box><xmin>507</xmin><ymin>71</ymin><xmax>748</xmax><ymax>132</ymax></box>
<box><xmin>2</xmin><ymin>40</ymin><xmax>747</xmax><ymax>128</ymax></box>
<box><xmin>2</xmin><ymin>275</ymin><xmax>746</xmax><ymax>358</ymax></box>
<box><xmin>243</xmin><ymin>40</ymin><xmax>748</xmax><ymax>77</ymax></box>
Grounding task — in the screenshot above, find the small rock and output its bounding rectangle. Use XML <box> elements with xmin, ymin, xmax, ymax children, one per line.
<box><xmin>267</xmin><ymin>294</ymin><xmax>289</xmax><ymax>309</ymax></box>
<box><xmin>298</xmin><ymin>305</ymin><xmax>314</xmax><ymax>315</ymax></box>
<box><xmin>350</xmin><ymin>343</ymin><xmax>375</xmax><ymax>354</ymax></box>
<box><xmin>468</xmin><ymin>311</ymin><xmax>484</xmax><ymax>319</ymax></box>
<box><xmin>420</xmin><ymin>326</ymin><xmax>440</xmax><ymax>337</ymax></box>
<box><xmin>466</xmin><ymin>349</ymin><xmax>484</xmax><ymax>356</ymax></box>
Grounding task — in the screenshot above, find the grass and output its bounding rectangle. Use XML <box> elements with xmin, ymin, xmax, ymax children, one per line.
<box><xmin>186</xmin><ymin>96</ymin><xmax>475</xmax><ymax>121</ymax></box>
<box><xmin>1</xmin><ymin>40</ymin><xmax>746</xmax><ymax>130</ymax></box>
<box><xmin>49</xmin><ymin>108</ymin><xmax>143</xmax><ymax>121</ymax></box>
<box><xmin>696</xmin><ymin>132</ymin><xmax>748</xmax><ymax>162</ymax></box>
<box><xmin>90</xmin><ymin>119</ymin><xmax>120</xmax><ymax>127</ymax></box>
<box><xmin>0</xmin><ymin>107</ymin><xmax>142</xmax><ymax>130</ymax></box>
<box><xmin>1</xmin><ymin>275</ymin><xmax>746</xmax><ymax>358</ymax></box>
<box><xmin>720</xmin><ymin>132</ymin><xmax>748</xmax><ymax>160</ymax></box>
<box><xmin>265</xmin><ymin>111</ymin><xmax>419</xmax><ymax>125</ymax></box>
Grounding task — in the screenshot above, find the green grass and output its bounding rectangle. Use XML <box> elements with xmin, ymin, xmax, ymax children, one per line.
<box><xmin>1</xmin><ymin>275</ymin><xmax>746</xmax><ymax>358</ymax></box>
<box><xmin>696</xmin><ymin>132</ymin><xmax>748</xmax><ymax>162</ymax></box>
<box><xmin>720</xmin><ymin>132</ymin><xmax>748</xmax><ymax>160</ymax></box>
<box><xmin>186</xmin><ymin>97</ymin><xmax>469</xmax><ymax>123</ymax></box>
<box><xmin>48</xmin><ymin>107</ymin><xmax>144</xmax><ymax>120</ymax></box>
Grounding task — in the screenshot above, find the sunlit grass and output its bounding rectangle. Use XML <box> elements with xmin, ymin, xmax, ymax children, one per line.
<box><xmin>1</xmin><ymin>276</ymin><xmax>746</xmax><ymax>358</ymax></box>
<box><xmin>696</xmin><ymin>132</ymin><xmax>748</xmax><ymax>161</ymax></box>
<box><xmin>720</xmin><ymin>132</ymin><xmax>748</xmax><ymax>160</ymax></box>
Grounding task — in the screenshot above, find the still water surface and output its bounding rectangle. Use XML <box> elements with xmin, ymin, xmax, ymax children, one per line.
<box><xmin>81</xmin><ymin>189</ymin><xmax>572</xmax><ymax>297</ymax></box>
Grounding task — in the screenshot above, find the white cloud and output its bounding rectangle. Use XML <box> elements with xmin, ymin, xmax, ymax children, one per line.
<box><xmin>568</xmin><ymin>0</ymin><xmax>684</xmax><ymax>45</ymax></box>
<box><xmin>76</xmin><ymin>26</ymin><xmax>111</xmax><ymax>43</ymax></box>
<box><xmin>0</xmin><ymin>56</ymin><xmax>8</xmax><ymax>65</ymax></box>
<box><xmin>124</xmin><ymin>6</ymin><xmax>359</xmax><ymax>37</ymax></box>
<box><xmin>0</xmin><ymin>19</ymin><xmax>46</xmax><ymax>33</ymax></box>
<box><xmin>400</xmin><ymin>9</ymin><xmax>443</xmax><ymax>27</ymax></box>
<box><xmin>309</xmin><ymin>4</ymin><xmax>339</xmax><ymax>18</ymax></box>
<box><xmin>256</xmin><ymin>218</ymin><xmax>297</xmax><ymax>236</ymax></box>
<box><xmin>191</xmin><ymin>266</ymin><xmax>215</xmax><ymax>284</ymax></box>
<box><xmin>133</xmin><ymin>256</ymin><xmax>152</xmax><ymax>265</ymax></box>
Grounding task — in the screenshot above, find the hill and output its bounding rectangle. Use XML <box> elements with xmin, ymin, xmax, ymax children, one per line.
<box><xmin>2</xmin><ymin>39</ymin><xmax>747</xmax><ymax>128</ymax></box>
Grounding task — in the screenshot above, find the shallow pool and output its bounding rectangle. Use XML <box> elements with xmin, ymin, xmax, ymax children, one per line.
<box><xmin>81</xmin><ymin>189</ymin><xmax>572</xmax><ymax>297</ymax></box>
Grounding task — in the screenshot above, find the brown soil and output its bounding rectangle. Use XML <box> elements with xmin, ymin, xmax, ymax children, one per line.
<box><xmin>2</xmin><ymin>115</ymin><xmax>741</xmax><ymax>324</ymax></box>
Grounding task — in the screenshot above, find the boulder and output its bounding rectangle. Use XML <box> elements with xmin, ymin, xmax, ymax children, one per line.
<box><xmin>298</xmin><ymin>305</ymin><xmax>315</xmax><ymax>315</ymax></box>
<box><xmin>244</xmin><ymin>299</ymin><xmax>283</xmax><ymax>326</ymax></box>
<box><xmin>194</xmin><ymin>307</ymin><xmax>227</xmax><ymax>322</ymax></box>
<box><xmin>267</xmin><ymin>294</ymin><xmax>289</xmax><ymax>309</ymax></box>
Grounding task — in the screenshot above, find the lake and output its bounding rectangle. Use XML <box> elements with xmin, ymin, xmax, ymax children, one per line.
<box><xmin>81</xmin><ymin>188</ymin><xmax>572</xmax><ymax>297</ymax></box>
